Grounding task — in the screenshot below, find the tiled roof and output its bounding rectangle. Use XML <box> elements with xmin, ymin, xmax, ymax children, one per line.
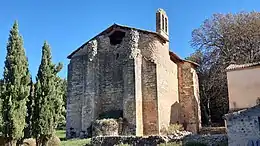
<box><xmin>226</xmin><ymin>62</ymin><xmax>260</xmax><ymax>71</ymax></box>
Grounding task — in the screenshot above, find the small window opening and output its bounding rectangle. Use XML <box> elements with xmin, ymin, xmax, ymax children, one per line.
<box><xmin>98</xmin><ymin>110</ymin><xmax>123</xmax><ymax>119</ymax></box>
<box><xmin>165</xmin><ymin>18</ymin><xmax>168</xmax><ymax>33</ymax></box>
<box><xmin>116</xmin><ymin>53</ymin><xmax>119</xmax><ymax>60</ymax></box>
<box><xmin>109</xmin><ymin>30</ymin><xmax>126</xmax><ymax>45</ymax></box>
<box><xmin>162</xmin><ymin>15</ymin><xmax>165</xmax><ymax>31</ymax></box>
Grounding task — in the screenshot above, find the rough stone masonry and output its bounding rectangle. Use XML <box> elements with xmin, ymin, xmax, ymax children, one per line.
<box><xmin>66</xmin><ymin>8</ymin><xmax>201</xmax><ymax>138</ymax></box>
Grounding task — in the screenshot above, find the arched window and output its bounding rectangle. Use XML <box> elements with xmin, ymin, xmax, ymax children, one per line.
<box><xmin>165</xmin><ymin>18</ymin><xmax>168</xmax><ymax>33</ymax></box>
<box><xmin>162</xmin><ymin>14</ymin><xmax>165</xmax><ymax>31</ymax></box>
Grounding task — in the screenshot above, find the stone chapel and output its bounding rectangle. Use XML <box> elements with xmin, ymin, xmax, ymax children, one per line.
<box><xmin>66</xmin><ymin>8</ymin><xmax>201</xmax><ymax>138</ymax></box>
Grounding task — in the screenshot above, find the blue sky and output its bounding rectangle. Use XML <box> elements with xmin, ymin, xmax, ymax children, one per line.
<box><xmin>0</xmin><ymin>0</ymin><xmax>259</xmax><ymax>79</ymax></box>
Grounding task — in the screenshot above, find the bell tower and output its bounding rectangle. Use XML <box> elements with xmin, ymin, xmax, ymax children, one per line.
<box><xmin>156</xmin><ymin>8</ymin><xmax>169</xmax><ymax>41</ymax></box>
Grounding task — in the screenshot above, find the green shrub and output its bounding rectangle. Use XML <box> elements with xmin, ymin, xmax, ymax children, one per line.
<box><xmin>185</xmin><ymin>141</ymin><xmax>207</xmax><ymax>146</ymax></box>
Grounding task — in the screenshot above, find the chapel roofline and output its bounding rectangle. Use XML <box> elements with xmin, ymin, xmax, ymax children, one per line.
<box><xmin>67</xmin><ymin>23</ymin><xmax>200</xmax><ymax>67</ymax></box>
<box><xmin>67</xmin><ymin>23</ymin><xmax>169</xmax><ymax>59</ymax></box>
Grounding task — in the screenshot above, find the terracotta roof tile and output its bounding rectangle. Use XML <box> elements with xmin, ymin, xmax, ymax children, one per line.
<box><xmin>226</xmin><ymin>62</ymin><xmax>260</xmax><ymax>71</ymax></box>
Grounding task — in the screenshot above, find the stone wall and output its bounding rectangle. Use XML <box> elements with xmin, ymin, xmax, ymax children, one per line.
<box><xmin>66</xmin><ymin>56</ymin><xmax>84</xmax><ymax>138</ymax></box>
<box><xmin>91</xmin><ymin>134</ymin><xmax>227</xmax><ymax>146</ymax></box>
<box><xmin>225</xmin><ymin>107</ymin><xmax>260</xmax><ymax>146</ymax></box>
<box><xmin>135</xmin><ymin>54</ymin><xmax>143</xmax><ymax>136</ymax></box>
<box><xmin>178</xmin><ymin>62</ymin><xmax>201</xmax><ymax>133</ymax></box>
<box><xmin>67</xmin><ymin>28</ymin><xmax>148</xmax><ymax>138</ymax></box>
<box><xmin>141</xmin><ymin>57</ymin><xmax>158</xmax><ymax>135</ymax></box>
<box><xmin>67</xmin><ymin>26</ymin><xmax>187</xmax><ymax>138</ymax></box>
<box><xmin>138</xmin><ymin>32</ymin><xmax>179</xmax><ymax>135</ymax></box>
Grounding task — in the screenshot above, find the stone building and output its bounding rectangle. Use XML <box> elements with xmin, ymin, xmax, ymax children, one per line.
<box><xmin>224</xmin><ymin>105</ymin><xmax>260</xmax><ymax>146</ymax></box>
<box><xmin>66</xmin><ymin>8</ymin><xmax>201</xmax><ymax>138</ymax></box>
<box><xmin>226</xmin><ymin>62</ymin><xmax>260</xmax><ymax>111</ymax></box>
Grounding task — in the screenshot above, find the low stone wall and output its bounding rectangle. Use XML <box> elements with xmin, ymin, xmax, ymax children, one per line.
<box><xmin>182</xmin><ymin>134</ymin><xmax>227</xmax><ymax>146</ymax></box>
<box><xmin>199</xmin><ymin>127</ymin><xmax>226</xmax><ymax>135</ymax></box>
<box><xmin>92</xmin><ymin>135</ymin><xmax>175</xmax><ymax>146</ymax></box>
<box><xmin>91</xmin><ymin>134</ymin><xmax>227</xmax><ymax>146</ymax></box>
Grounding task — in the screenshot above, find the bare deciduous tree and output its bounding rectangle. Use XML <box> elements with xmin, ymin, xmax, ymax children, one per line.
<box><xmin>189</xmin><ymin>12</ymin><xmax>260</xmax><ymax>126</ymax></box>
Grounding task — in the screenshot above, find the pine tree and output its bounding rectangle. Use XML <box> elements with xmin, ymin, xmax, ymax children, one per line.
<box><xmin>2</xmin><ymin>21</ymin><xmax>30</xmax><ymax>145</ymax></box>
<box><xmin>33</xmin><ymin>41</ymin><xmax>63</xmax><ymax>146</ymax></box>
<box><xmin>24</xmin><ymin>78</ymin><xmax>34</xmax><ymax>138</ymax></box>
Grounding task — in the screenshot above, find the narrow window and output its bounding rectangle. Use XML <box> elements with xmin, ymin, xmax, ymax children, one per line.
<box><xmin>165</xmin><ymin>18</ymin><xmax>168</xmax><ymax>33</ymax></box>
<box><xmin>162</xmin><ymin>15</ymin><xmax>165</xmax><ymax>31</ymax></box>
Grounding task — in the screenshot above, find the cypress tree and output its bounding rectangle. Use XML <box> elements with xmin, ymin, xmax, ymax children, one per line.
<box><xmin>2</xmin><ymin>21</ymin><xmax>30</xmax><ymax>145</ymax></box>
<box><xmin>24</xmin><ymin>78</ymin><xmax>34</xmax><ymax>138</ymax></box>
<box><xmin>0</xmin><ymin>79</ymin><xmax>4</xmax><ymax>133</ymax></box>
<box><xmin>33</xmin><ymin>41</ymin><xmax>63</xmax><ymax>146</ymax></box>
<box><xmin>54</xmin><ymin>77</ymin><xmax>66</xmax><ymax>130</ymax></box>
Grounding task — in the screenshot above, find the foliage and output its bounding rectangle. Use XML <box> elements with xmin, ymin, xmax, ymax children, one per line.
<box><xmin>160</xmin><ymin>124</ymin><xmax>184</xmax><ymax>135</ymax></box>
<box><xmin>56</xmin><ymin>78</ymin><xmax>67</xmax><ymax>130</ymax></box>
<box><xmin>0</xmin><ymin>79</ymin><xmax>4</xmax><ymax>133</ymax></box>
<box><xmin>24</xmin><ymin>78</ymin><xmax>35</xmax><ymax>138</ymax></box>
<box><xmin>32</xmin><ymin>41</ymin><xmax>63</xmax><ymax>146</ymax></box>
<box><xmin>190</xmin><ymin>12</ymin><xmax>260</xmax><ymax>125</ymax></box>
<box><xmin>1</xmin><ymin>21</ymin><xmax>31</xmax><ymax>144</ymax></box>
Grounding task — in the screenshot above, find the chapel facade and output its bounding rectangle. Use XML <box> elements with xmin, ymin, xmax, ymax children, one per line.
<box><xmin>66</xmin><ymin>8</ymin><xmax>201</xmax><ymax>138</ymax></box>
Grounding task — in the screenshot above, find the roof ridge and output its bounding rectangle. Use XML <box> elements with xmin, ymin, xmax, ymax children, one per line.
<box><xmin>67</xmin><ymin>23</ymin><xmax>168</xmax><ymax>59</ymax></box>
<box><xmin>226</xmin><ymin>62</ymin><xmax>260</xmax><ymax>71</ymax></box>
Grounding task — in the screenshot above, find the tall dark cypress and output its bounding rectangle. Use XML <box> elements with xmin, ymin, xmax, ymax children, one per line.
<box><xmin>2</xmin><ymin>21</ymin><xmax>30</xmax><ymax>145</ymax></box>
<box><xmin>24</xmin><ymin>78</ymin><xmax>34</xmax><ymax>138</ymax></box>
<box><xmin>33</xmin><ymin>41</ymin><xmax>63</xmax><ymax>146</ymax></box>
<box><xmin>0</xmin><ymin>79</ymin><xmax>4</xmax><ymax>132</ymax></box>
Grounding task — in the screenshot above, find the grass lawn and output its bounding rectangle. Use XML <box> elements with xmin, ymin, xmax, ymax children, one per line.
<box><xmin>55</xmin><ymin>130</ymin><xmax>91</xmax><ymax>146</ymax></box>
<box><xmin>60</xmin><ymin>139</ymin><xmax>91</xmax><ymax>146</ymax></box>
